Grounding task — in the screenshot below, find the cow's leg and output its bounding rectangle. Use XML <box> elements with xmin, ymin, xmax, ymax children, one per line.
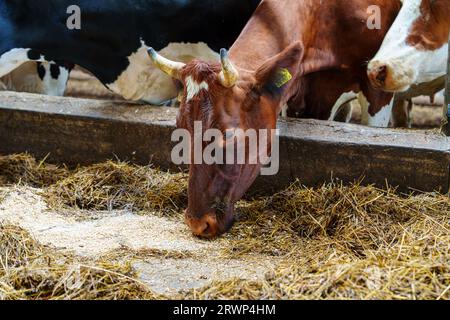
<box><xmin>38</xmin><ymin>62</ymin><xmax>71</xmax><ymax>96</ymax></box>
<box><xmin>407</xmin><ymin>100</ymin><xmax>413</xmax><ymax>128</ymax></box>
<box><xmin>280</xmin><ymin>104</ymin><xmax>288</xmax><ymax>118</ymax></box>
<box><xmin>0</xmin><ymin>48</ymin><xmax>44</xmax><ymax>78</ymax></box>
<box><xmin>360</xmin><ymin>82</ymin><xmax>394</xmax><ymax>127</ymax></box>
<box><xmin>333</xmin><ymin>101</ymin><xmax>354</xmax><ymax>123</ymax></box>
<box><xmin>391</xmin><ymin>96</ymin><xmax>408</xmax><ymax>127</ymax></box>
<box><xmin>391</xmin><ymin>96</ymin><xmax>412</xmax><ymax>128</ymax></box>
<box><xmin>358</xmin><ymin>92</ymin><xmax>370</xmax><ymax>125</ymax></box>
<box><xmin>328</xmin><ymin>91</ymin><xmax>358</xmax><ymax>123</ymax></box>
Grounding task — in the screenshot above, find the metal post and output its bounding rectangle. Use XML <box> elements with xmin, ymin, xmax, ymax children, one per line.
<box><xmin>442</xmin><ymin>39</ymin><xmax>450</xmax><ymax>135</ymax></box>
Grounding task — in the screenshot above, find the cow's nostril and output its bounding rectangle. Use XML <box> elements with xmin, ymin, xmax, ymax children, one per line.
<box><xmin>368</xmin><ymin>62</ymin><xmax>390</xmax><ymax>89</ymax></box>
<box><xmin>376</xmin><ymin>65</ymin><xmax>388</xmax><ymax>83</ymax></box>
<box><xmin>185</xmin><ymin>211</ymin><xmax>234</xmax><ymax>238</ymax></box>
<box><xmin>191</xmin><ymin>221</ymin><xmax>209</xmax><ymax>237</ymax></box>
<box><xmin>201</xmin><ymin>221</ymin><xmax>211</xmax><ymax>235</ymax></box>
<box><xmin>186</xmin><ymin>214</ymin><xmax>218</xmax><ymax>238</ymax></box>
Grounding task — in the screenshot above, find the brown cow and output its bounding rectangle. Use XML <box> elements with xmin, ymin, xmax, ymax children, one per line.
<box><xmin>148</xmin><ymin>0</ymin><xmax>401</xmax><ymax>238</ymax></box>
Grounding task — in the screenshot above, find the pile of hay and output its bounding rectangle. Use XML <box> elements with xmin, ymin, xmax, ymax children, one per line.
<box><xmin>45</xmin><ymin>161</ymin><xmax>187</xmax><ymax>215</ymax></box>
<box><xmin>1</xmin><ymin>153</ymin><xmax>449</xmax><ymax>300</ymax></box>
<box><xmin>0</xmin><ymin>225</ymin><xmax>160</xmax><ymax>300</ymax></box>
<box><xmin>189</xmin><ymin>183</ymin><xmax>450</xmax><ymax>299</ymax></box>
<box><xmin>0</xmin><ymin>154</ymin><xmax>187</xmax><ymax>215</ymax></box>
<box><xmin>0</xmin><ymin>154</ymin><xmax>69</xmax><ymax>187</ymax></box>
<box><xmin>224</xmin><ymin>182</ymin><xmax>450</xmax><ymax>257</ymax></box>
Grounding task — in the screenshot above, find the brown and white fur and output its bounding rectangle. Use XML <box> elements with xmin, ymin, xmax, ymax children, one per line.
<box><xmin>368</xmin><ymin>0</ymin><xmax>449</xmax><ymax>127</ymax></box>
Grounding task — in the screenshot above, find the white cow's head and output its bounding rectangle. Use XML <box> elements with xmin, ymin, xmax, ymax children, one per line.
<box><xmin>368</xmin><ymin>0</ymin><xmax>449</xmax><ymax>92</ymax></box>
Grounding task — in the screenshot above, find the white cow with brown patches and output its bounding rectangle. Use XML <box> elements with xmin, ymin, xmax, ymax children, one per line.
<box><xmin>367</xmin><ymin>0</ymin><xmax>449</xmax><ymax>127</ymax></box>
<box><xmin>368</xmin><ymin>0</ymin><xmax>449</xmax><ymax>91</ymax></box>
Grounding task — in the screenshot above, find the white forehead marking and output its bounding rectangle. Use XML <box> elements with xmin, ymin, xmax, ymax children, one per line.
<box><xmin>185</xmin><ymin>76</ymin><xmax>209</xmax><ymax>102</ymax></box>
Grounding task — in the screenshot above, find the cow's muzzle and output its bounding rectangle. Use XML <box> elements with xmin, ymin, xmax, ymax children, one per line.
<box><xmin>367</xmin><ymin>60</ymin><xmax>414</xmax><ymax>92</ymax></box>
<box><xmin>185</xmin><ymin>209</ymin><xmax>235</xmax><ymax>239</ymax></box>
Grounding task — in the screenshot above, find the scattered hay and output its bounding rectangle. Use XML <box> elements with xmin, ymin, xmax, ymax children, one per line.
<box><xmin>44</xmin><ymin>161</ymin><xmax>187</xmax><ymax>214</ymax></box>
<box><xmin>0</xmin><ymin>189</ymin><xmax>5</xmax><ymax>203</ymax></box>
<box><xmin>0</xmin><ymin>225</ymin><xmax>162</xmax><ymax>300</ymax></box>
<box><xmin>101</xmin><ymin>246</ymin><xmax>196</xmax><ymax>261</ymax></box>
<box><xmin>224</xmin><ymin>182</ymin><xmax>450</xmax><ymax>258</ymax></box>
<box><xmin>0</xmin><ymin>154</ymin><xmax>68</xmax><ymax>187</ymax></box>
<box><xmin>185</xmin><ymin>250</ymin><xmax>450</xmax><ymax>300</ymax></box>
<box><xmin>0</xmin><ymin>153</ymin><xmax>187</xmax><ymax>215</ymax></box>
<box><xmin>1</xmin><ymin>154</ymin><xmax>449</xmax><ymax>299</ymax></box>
<box><xmin>186</xmin><ymin>233</ymin><xmax>450</xmax><ymax>300</ymax></box>
<box><xmin>202</xmin><ymin>182</ymin><xmax>450</xmax><ymax>300</ymax></box>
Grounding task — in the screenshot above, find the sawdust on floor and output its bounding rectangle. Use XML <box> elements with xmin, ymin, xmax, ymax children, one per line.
<box><xmin>0</xmin><ymin>187</ymin><xmax>278</xmax><ymax>295</ymax></box>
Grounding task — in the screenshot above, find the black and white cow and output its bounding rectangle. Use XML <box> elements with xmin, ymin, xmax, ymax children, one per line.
<box><xmin>0</xmin><ymin>0</ymin><xmax>260</xmax><ymax>103</ymax></box>
<box><xmin>0</xmin><ymin>61</ymin><xmax>73</xmax><ymax>96</ymax></box>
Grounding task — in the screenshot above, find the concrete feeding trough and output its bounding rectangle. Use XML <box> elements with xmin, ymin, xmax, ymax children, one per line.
<box><xmin>0</xmin><ymin>91</ymin><xmax>449</xmax><ymax>194</ymax></box>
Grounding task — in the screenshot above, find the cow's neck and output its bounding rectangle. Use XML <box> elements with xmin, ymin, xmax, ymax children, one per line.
<box><xmin>228</xmin><ymin>0</ymin><xmax>337</xmax><ymax>112</ymax></box>
<box><xmin>229</xmin><ymin>1</ymin><xmax>335</xmax><ymax>76</ymax></box>
<box><xmin>230</xmin><ymin>1</ymin><xmax>302</xmax><ymax>72</ymax></box>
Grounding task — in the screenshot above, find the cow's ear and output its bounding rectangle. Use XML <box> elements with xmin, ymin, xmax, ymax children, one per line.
<box><xmin>255</xmin><ymin>42</ymin><xmax>303</xmax><ymax>99</ymax></box>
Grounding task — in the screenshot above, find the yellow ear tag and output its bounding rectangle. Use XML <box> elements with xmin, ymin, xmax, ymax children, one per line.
<box><xmin>274</xmin><ymin>68</ymin><xmax>293</xmax><ymax>88</ymax></box>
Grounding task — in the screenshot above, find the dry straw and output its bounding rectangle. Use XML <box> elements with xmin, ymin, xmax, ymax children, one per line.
<box><xmin>0</xmin><ymin>225</ymin><xmax>161</xmax><ymax>300</ymax></box>
<box><xmin>44</xmin><ymin>161</ymin><xmax>187</xmax><ymax>215</ymax></box>
<box><xmin>196</xmin><ymin>183</ymin><xmax>450</xmax><ymax>299</ymax></box>
<box><xmin>0</xmin><ymin>153</ymin><xmax>187</xmax><ymax>214</ymax></box>
<box><xmin>0</xmin><ymin>153</ymin><xmax>449</xmax><ymax>299</ymax></box>
<box><xmin>0</xmin><ymin>153</ymin><xmax>69</xmax><ymax>187</ymax></box>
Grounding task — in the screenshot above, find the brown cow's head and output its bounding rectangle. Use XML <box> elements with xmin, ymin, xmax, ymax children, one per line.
<box><xmin>368</xmin><ymin>0</ymin><xmax>449</xmax><ymax>92</ymax></box>
<box><xmin>148</xmin><ymin>43</ymin><xmax>302</xmax><ymax>238</ymax></box>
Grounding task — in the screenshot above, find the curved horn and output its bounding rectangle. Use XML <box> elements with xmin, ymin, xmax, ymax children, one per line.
<box><xmin>147</xmin><ymin>47</ymin><xmax>185</xmax><ymax>80</ymax></box>
<box><xmin>219</xmin><ymin>49</ymin><xmax>239</xmax><ymax>88</ymax></box>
